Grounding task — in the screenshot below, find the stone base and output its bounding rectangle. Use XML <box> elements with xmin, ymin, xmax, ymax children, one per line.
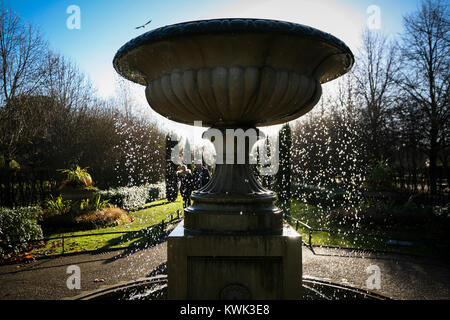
<box><xmin>167</xmin><ymin>221</ymin><xmax>302</xmax><ymax>300</ymax></box>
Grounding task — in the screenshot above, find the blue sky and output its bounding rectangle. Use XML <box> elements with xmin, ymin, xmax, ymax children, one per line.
<box><xmin>4</xmin><ymin>0</ymin><xmax>421</xmax><ymax>135</ymax></box>
<box><xmin>5</xmin><ymin>0</ymin><xmax>420</xmax><ymax>97</ymax></box>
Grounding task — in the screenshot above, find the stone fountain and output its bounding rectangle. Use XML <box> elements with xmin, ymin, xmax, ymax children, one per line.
<box><xmin>113</xmin><ymin>18</ymin><xmax>354</xmax><ymax>300</ymax></box>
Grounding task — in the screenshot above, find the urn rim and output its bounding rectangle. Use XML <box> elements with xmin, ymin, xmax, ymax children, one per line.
<box><xmin>113</xmin><ymin>18</ymin><xmax>354</xmax><ymax>86</ymax></box>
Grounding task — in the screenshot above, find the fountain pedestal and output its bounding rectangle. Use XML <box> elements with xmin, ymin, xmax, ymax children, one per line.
<box><xmin>168</xmin><ymin>221</ymin><xmax>301</xmax><ymax>299</ymax></box>
<box><xmin>167</xmin><ymin>127</ymin><xmax>302</xmax><ymax>299</ymax></box>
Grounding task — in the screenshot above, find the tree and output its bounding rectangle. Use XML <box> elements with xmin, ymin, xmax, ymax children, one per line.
<box><xmin>0</xmin><ymin>4</ymin><xmax>46</xmax><ymax>103</ymax></box>
<box><xmin>275</xmin><ymin>124</ymin><xmax>292</xmax><ymax>217</ymax></box>
<box><xmin>0</xmin><ymin>3</ymin><xmax>167</xmax><ymax>201</ymax></box>
<box><xmin>290</xmin><ymin>76</ymin><xmax>367</xmax><ymax>208</ymax></box>
<box><xmin>0</xmin><ymin>4</ymin><xmax>47</xmax><ymax>159</ymax></box>
<box><xmin>252</xmin><ymin>142</ymin><xmax>261</xmax><ymax>183</ymax></box>
<box><xmin>165</xmin><ymin>133</ymin><xmax>179</xmax><ymax>202</ymax></box>
<box><xmin>398</xmin><ymin>0</ymin><xmax>449</xmax><ymax>194</ymax></box>
<box><xmin>260</xmin><ymin>136</ymin><xmax>273</xmax><ymax>189</ymax></box>
<box><xmin>394</xmin><ymin>98</ymin><xmax>429</xmax><ymax>192</ymax></box>
<box><xmin>113</xmin><ymin>113</ymin><xmax>165</xmax><ymax>187</ymax></box>
<box><xmin>353</xmin><ymin>28</ymin><xmax>400</xmax><ymax>161</ymax></box>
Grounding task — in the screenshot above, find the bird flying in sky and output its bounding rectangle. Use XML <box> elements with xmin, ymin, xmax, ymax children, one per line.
<box><xmin>135</xmin><ymin>19</ymin><xmax>152</xmax><ymax>29</ymax></box>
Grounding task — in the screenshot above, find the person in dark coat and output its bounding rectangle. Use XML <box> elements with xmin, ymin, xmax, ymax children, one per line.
<box><xmin>192</xmin><ymin>162</ymin><xmax>211</xmax><ymax>190</ymax></box>
<box><xmin>177</xmin><ymin>165</ymin><xmax>194</xmax><ymax>209</ymax></box>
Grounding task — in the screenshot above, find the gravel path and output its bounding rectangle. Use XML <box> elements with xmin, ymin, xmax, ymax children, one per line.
<box><xmin>1</xmin><ymin>228</ymin><xmax>448</xmax><ymax>300</ymax></box>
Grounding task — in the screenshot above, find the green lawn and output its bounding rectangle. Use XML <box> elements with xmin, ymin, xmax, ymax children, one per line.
<box><xmin>30</xmin><ymin>196</ymin><xmax>184</xmax><ymax>257</ymax></box>
<box><xmin>288</xmin><ymin>199</ymin><xmax>445</xmax><ymax>257</ymax></box>
<box><xmin>25</xmin><ymin>196</ymin><xmax>445</xmax><ymax>258</ymax></box>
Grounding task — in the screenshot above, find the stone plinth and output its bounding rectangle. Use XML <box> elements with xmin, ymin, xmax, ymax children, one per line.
<box><xmin>168</xmin><ymin>221</ymin><xmax>302</xmax><ymax>300</ymax></box>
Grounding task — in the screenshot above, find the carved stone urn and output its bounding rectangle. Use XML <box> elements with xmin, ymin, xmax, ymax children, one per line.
<box><xmin>114</xmin><ymin>18</ymin><xmax>353</xmax><ymax>300</ymax></box>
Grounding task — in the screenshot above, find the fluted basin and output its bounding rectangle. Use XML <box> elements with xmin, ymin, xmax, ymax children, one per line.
<box><xmin>113</xmin><ymin>18</ymin><xmax>354</xmax><ymax>127</ymax></box>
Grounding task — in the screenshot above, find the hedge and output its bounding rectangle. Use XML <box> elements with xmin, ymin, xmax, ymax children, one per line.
<box><xmin>0</xmin><ymin>206</ymin><xmax>43</xmax><ymax>255</ymax></box>
<box><xmin>98</xmin><ymin>182</ymin><xmax>166</xmax><ymax>210</ymax></box>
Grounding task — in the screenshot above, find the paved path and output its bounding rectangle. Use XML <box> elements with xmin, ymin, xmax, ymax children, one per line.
<box><xmin>1</xmin><ymin>232</ymin><xmax>449</xmax><ymax>300</ymax></box>
<box><xmin>0</xmin><ymin>242</ymin><xmax>168</xmax><ymax>300</ymax></box>
<box><xmin>302</xmin><ymin>247</ymin><xmax>450</xmax><ymax>300</ymax></box>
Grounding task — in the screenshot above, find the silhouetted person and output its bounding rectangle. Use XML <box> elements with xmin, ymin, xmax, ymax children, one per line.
<box><xmin>177</xmin><ymin>165</ymin><xmax>194</xmax><ymax>209</ymax></box>
<box><xmin>192</xmin><ymin>162</ymin><xmax>211</xmax><ymax>190</ymax></box>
